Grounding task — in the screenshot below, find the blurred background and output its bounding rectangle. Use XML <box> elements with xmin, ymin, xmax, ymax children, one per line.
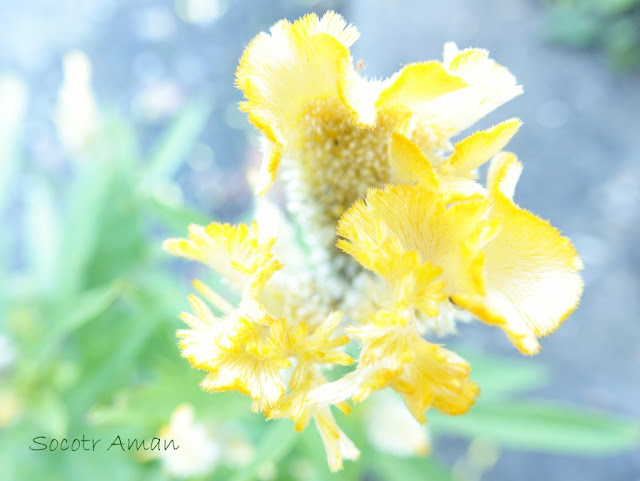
<box><xmin>0</xmin><ymin>0</ymin><xmax>639</xmax><ymax>480</ymax></box>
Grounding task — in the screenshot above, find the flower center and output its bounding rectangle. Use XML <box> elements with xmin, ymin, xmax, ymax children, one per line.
<box><xmin>282</xmin><ymin>98</ymin><xmax>392</xmax><ymax>280</ymax></box>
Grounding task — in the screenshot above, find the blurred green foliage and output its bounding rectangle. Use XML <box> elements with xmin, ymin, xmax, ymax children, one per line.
<box><xmin>544</xmin><ymin>0</ymin><xmax>640</xmax><ymax>70</ymax></box>
<box><xmin>0</xmin><ymin>93</ymin><xmax>638</xmax><ymax>481</ymax></box>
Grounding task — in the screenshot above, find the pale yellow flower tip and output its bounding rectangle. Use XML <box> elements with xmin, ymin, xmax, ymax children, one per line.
<box><xmin>388</xmin><ymin>131</ymin><xmax>439</xmax><ymax>187</ymax></box>
<box><xmin>440</xmin><ymin>42</ymin><xmax>524</xmax><ymax>133</ymax></box>
<box><xmin>453</xmin><ymin>153</ymin><xmax>584</xmax><ymax>355</ymax></box>
<box><xmin>236</xmin><ymin>12</ymin><xmax>355</xmax><ymax>194</ymax></box>
<box><xmin>375</xmin><ymin>61</ymin><xmax>468</xmax><ymax>113</ymax></box>
<box><xmin>315</xmin><ymin>407</ymin><xmax>360</xmax><ymax>471</ymax></box>
<box><xmin>440</xmin><ymin>118</ymin><xmax>522</xmax><ymax>177</ymax></box>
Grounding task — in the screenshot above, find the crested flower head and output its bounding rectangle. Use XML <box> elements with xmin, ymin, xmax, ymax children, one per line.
<box><xmin>236</xmin><ymin>12</ymin><xmax>522</xmax><ymax>272</ymax></box>
<box><xmin>165</xmin><ymin>10</ymin><xmax>583</xmax><ymax>472</ymax></box>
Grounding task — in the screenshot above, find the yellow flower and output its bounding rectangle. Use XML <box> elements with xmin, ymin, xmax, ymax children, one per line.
<box><xmin>164</xmin><ymin>10</ymin><xmax>584</xmax><ymax>472</ymax></box>
<box><xmin>337</xmin><ymin>145</ymin><xmax>583</xmax><ymax>356</ymax></box>
<box><xmin>163</xmin><ymin>222</ymin><xmax>358</xmax><ymax>470</ymax></box>
<box><xmin>236</xmin><ymin>11</ymin><xmax>521</xmax><ymax>268</ymax></box>
<box><xmin>451</xmin><ymin>152</ymin><xmax>584</xmax><ymax>354</ymax></box>
<box><xmin>388</xmin><ymin>118</ymin><xmax>521</xmax><ymax>202</ymax></box>
<box><xmin>163</xmin><ymin>221</ymin><xmax>282</xmax><ymax>295</ymax></box>
<box><xmin>338</xmin><ymin>185</ymin><xmax>490</xmax><ymax>312</ymax></box>
<box><xmin>175</xmin><ymin>286</ymin><xmax>290</xmax><ymax>412</ymax></box>
<box><xmin>351</xmin><ymin>313</ymin><xmax>479</xmax><ymax>423</ymax></box>
<box><xmin>305</xmin><ymin>307</ymin><xmax>479</xmax><ymax>425</ymax></box>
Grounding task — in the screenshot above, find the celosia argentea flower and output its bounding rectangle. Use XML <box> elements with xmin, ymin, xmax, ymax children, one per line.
<box><xmin>164</xmin><ymin>11</ymin><xmax>583</xmax><ymax>471</ymax></box>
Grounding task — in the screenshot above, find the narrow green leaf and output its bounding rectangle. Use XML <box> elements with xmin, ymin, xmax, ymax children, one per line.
<box><xmin>588</xmin><ymin>0</ymin><xmax>639</xmax><ymax>15</ymax></box>
<box><xmin>34</xmin><ymin>281</ymin><xmax>122</xmax><ymax>366</ymax></box>
<box><xmin>0</xmin><ymin>73</ymin><xmax>26</xmax><ymax>210</ymax></box>
<box><xmin>0</xmin><ymin>74</ymin><xmax>27</xmax><ymax>302</ymax></box>
<box><xmin>430</xmin><ymin>401</ymin><xmax>640</xmax><ymax>455</ymax></box>
<box><xmin>99</xmin><ymin>114</ymin><xmax>142</xmax><ymax>178</ymax></box>
<box><xmin>31</xmin><ymin>390</ymin><xmax>69</xmax><ymax>438</ymax></box>
<box><xmin>545</xmin><ymin>8</ymin><xmax>601</xmax><ymax>48</ymax></box>
<box><xmin>229</xmin><ymin>420</ymin><xmax>299</xmax><ymax>481</ymax></box>
<box><xmin>140</xmin><ymin>93</ymin><xmax>214</xmax><ymax>189</ymax></box>
<box><xmin>457</xmin><ymin>349</ymin><xmax>550</xmax><ymax>399</ymax></box>
<box><xmin>66</xmin><ymin>289</ymin><xmax>158</xmax><ymax>416</ymax></box>
<box><xmin>148</xmin><ymin>196</ymin><xmax>213</xmax><ymax>234</ymax></box>
<box><xmin>23</xmin><ymin>178</ymin><xmax>61</xmax><ymax>295</ymax></box>
<box><xmin>368</xmin><ymin>452</ymin><xmax>456</xmax><ymax>481</ymax></box>
<box><xmin>59</xmin><ymin>158</ymin><xmax>113</xmax><ymax>298</ymax></box>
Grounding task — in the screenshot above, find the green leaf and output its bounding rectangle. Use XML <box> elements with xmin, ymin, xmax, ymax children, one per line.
<box><xmin>588</xmin><ymin>0</ymin><xmax>639</xmax><ymax>15</ymax></box>
<box><xmin>545</xmin><ymin>8</ymin><xmax>601</xmax><ymax>48</ymax></box>
<box><xmin>98</xmin><ymin>114</ymin><xmax>142</xmax><ymax>178</ymax></box>
<box><xmin>33</xmin><ymin>281</ymin><xmax>123</xmax><ymax>366</ymax></box>
<box><xmin>58</xmin><ymin>158</ymin><xmax>114</xmax><ymax>298</ymax></box>
<box><xmin>31</xmin><ymin>390</ymin><xmax>69</xmax><ymax>438</ymax></box>
<box><xmin>147</xmin><ymin>196</ymin><xmax>213</xmax><ymax>234</ymax></box>
<box><xmin>456</xmin><ymin>350</ymin><xmax>550</xmax><ymax>399</ymax></box>
<box><xmin>23</xmin><ymin>178</ymin><xmax>61</xmax><ymax>295</ymax></box>
<box><xmin>368</xmin><ymin>452</ymin><xmax>456</xmax><ymax>481</ymax></box>
<box><xmin>140</xmin><ymin>93</ymin><xmax>214</xmax><ymax>189</ymax></box>
<box><xmin>0</xmin><ymin>74</ymin><xmax>27</xmax><ymax>301</ymax></box>
<box><xmin>66</xmin><ymin>288</ymin><xmax>158</xmax><ymax>416</ymax></box>
<box><xmin>229</xmin><ymin>420</ymin><xmax>299</xmax><ymax>481</ymax></box>
<box><xmin>430</xmin><ymin>400</ymin><xmax>640</xmax><ymax>455</ymax></box>
<box><xmin>604</xmin><ymin>16</ymin><xmax>640</xmax><ymax>70</ymax></box>
<box><xmin>0</xmin><ymin>73</ymin><xmax>26</xmax><ymax>210</ymax></box>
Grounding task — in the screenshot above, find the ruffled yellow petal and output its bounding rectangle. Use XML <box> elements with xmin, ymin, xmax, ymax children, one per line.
<box><xmin>338</xmin><ymin>72</ymin><xmax>389</xmax><ymax>127</ymax></box>
<box><xmin>452</xmin><ymin>153</ymin><xmax>584</xmax><ymax>354</ymax></box>
<box><xmin>163</xmin><ymin>222</ymin><xmax>282</xmax><ymax>294</ymax></box>
<box><xmin>376</xmin><ymin>62</ymin><xmax>468</xmax><ymax>116</ymax></box>
<box><xmin>439</xmin><ymin>43</ymin><xmax>523</xmax><ymax>134</ymax></box>
<box><xmin>387</xmin><ymin>131</ymin><xmax>439</xmax><ymax>187</ymax></box>
<box><xmin>337</xmin><ymin>236</ymin><xmax>445</xmax><ymax>317</ymax></box>
<box><xmin>199</xmin><ymin>353</ymin><xmax>289</xmax><ymax>412</ymax></box>
<box><xmin>338</xmin><ymin>185</ymin><xmax>488</xmax><ymax>299</ymax></box>
<box><xmin>265</xmin><ymin>358</ymin><xmax>359</xmax><ymax>471</ymax></box>
<box><xmin>440</xmin><ymin>118</ymin><xmax>522</xmax><ymax>177</ymax></box>
<box><xmin>177</xmin><ymin>296</ymin><xmax>225</xmax><ymax>369</ymax></box>
<box><xmin>393</xmin><ymin>337</ymin><xmax>479</xmax><ymax>422</ymax></box>
<box><xmin>388</xmin><ymin>131</ymin><xmax>488</xmax><ymax>203</ymax></box>
<box><xmin>346</xmin><ymin>316</ymin><xmax>478</xmax><ymax>422</ymax></box>
<box><xmin>391</xmin><ymin>112</ymin><xmax>454</xmax><ymax>162</ymax></box>
<box><xmin>486</xmin><ymin>151</ymin><xmax>522</xmax><ymax>200</ymax></box>
<box><xmin>387</xmin><ymin>250</ymin><xmax>445</xmax><ymax>316</ymax></box>
<box><xmin>177</xmin><ymin>292</ymin><xmax>291</xmax><ymax>412</ymax></box>
<box><xmin>292</xmin><ymin>312</ymin><xmax>353</xmax><ymax>365</ymax></box>
<box><xmin>381</xmin><ymin>45</ymin><xmax>522</xmax><ymax>157</ymax></box>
